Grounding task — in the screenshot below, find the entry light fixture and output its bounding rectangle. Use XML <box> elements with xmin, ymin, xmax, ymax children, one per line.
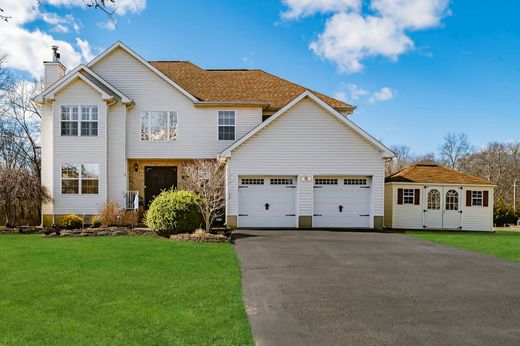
<box><xmin>134</xmin><ymin>163</ymin><xmax>139</xmax><ymax>172</ymax></box>
<box><xmin>300</xmin><ymin>176</ymin><xmax>311</xmax><ymax>183</ymax></box>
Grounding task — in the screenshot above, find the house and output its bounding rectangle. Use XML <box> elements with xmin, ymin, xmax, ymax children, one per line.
<box><xmin>384</xmin><ymin>164</ymin><xmax>495</xmax><ymax>231</ymax></box>
<box><xmin>35</xmin><ymin>41</ymin><xmax>394</xmax><ymax>229</ymax></box>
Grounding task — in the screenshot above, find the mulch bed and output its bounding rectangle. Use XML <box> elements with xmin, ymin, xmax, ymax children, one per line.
<box><xmin>170</xmin><ymin>232</ymin><xmax>229</xmax><ymax>243</ymax></box>
<box><xmin>42</xmin><ymin>227</ymin><xmax>156</xmax><ymax>238</ymax></box>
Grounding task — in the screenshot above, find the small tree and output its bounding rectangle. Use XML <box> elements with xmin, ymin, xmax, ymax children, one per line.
<box><xmin>0</xmin><ymin>167</ymin><xmax>51</xmax><ymax>227</ymax></box>
<box><xmin>182</xmin><ymin>159</ymin><xmax>226</xmax><ymax>232</ymax></box>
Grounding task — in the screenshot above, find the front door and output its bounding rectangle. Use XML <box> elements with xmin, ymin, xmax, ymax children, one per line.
<box><xmin>423</xmin><ymin>186</ymin><xmax>443</xmax><ymax>229</ymax></box>
<box><xmin>144</xmin><ymin>166</ymin><xmax>177</xmax><ymax>208</ymax></box>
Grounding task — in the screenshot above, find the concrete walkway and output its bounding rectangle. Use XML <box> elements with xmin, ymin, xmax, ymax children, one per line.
<box><xmin>234</xmin><ymin>230</ymin><xmax>520</xmax><ymax>346</ymax></box>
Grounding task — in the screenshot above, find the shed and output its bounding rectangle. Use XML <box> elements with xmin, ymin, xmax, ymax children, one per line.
<box><xmin>384</xmin><ymin>164</ymin><xmax>495</xmax><ymax>231</ymax></box>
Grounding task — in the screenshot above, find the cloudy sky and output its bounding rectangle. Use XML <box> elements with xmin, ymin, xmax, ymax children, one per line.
<box><xmin>1</xmin><ymin>0</ymin><xmax>518</xmax><ymax>154</ymax></box>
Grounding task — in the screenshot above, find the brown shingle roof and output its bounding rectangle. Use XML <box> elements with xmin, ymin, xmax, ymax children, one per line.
<box><xmin>385</xmin><ymin>164</ymin><xmax>495</xmax><ymax>185</ymax></box>
<box><xmin>149</xmin><ymin>61</ymin><xmax>354</xmax><ymax>111</ymax></box>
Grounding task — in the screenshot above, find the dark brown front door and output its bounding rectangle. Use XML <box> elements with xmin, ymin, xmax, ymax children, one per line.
<box><xmin>144</xmin><ymin>166</ymin><xmax>178</xmax><ymax>208</ymax></box>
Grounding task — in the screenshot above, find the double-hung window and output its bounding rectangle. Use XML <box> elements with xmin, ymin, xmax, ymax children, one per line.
<box><xmin>61</xmin><ymin>105</ymin><xmax>98</xmax><ymax>136</ymax></box>
<box><xmin>140</xmin><ymin>111</ymin><xmax>177</xmax><ymax>141</ymax></box>
<box><xmin>61</xmin><ymin>163</ymin><xmax>99</xmax><ymax>194</ymax></box>
<box><xmin>218</xmin><ymin>111</ymin><xmax>235</xmax><ymax>140</ymax></box>
<box><xmin>472</xmin><ymin>190</ymin><xmax>483</xmax><ymax>206</ymax></box>
<box><xmin>403</xmin><ymin>189</ymin><xmax>415</xmax><ymax>205</ymax></box>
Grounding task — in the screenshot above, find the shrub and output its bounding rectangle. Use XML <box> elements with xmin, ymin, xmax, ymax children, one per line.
<box><xmin>91</xmin><ymin>216</ymin><xmax>102</xmax><ymax>228</ymax></box>
<box><xmin>494</xmin><ymin>199</ymin><xmax>519</xmax><ymax>226</ymax></box>
<box><xmin>59</xmin><ymin>214</ymin><xmax>83</xmax><ymax>230</ymax></box>
<box><xmin>145</xmin><ymin>189</ymin><xmax>202</xmax><ymax>236</ymax></box>
<box><xmin>99</xmin><ymin>201</ymin><xmax>123</xmax><ymax>227</ymax></box>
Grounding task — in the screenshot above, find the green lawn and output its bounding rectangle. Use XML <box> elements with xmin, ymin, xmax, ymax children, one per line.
<box><xmin>407</xmin><ymin>231</ymin><xmax>520</xmax><ymax>262</ymax></box>
<box><xmin>0</xmin><ymin>235</ymin><xmax>253</xmax><ymax>346</ymax></box>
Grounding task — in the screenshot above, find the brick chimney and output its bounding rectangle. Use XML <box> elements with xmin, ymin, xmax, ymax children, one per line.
<box><xmin>43</xmin><ymin>46</ymin><xmax>66</xmax><ymax>89</ymax></box>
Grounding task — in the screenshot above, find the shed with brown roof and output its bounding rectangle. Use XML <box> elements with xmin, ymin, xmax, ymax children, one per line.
<box><xmin>384</xmin><ymin>164</ymin><xmax>495</xmax><ymax>231</ymax></box>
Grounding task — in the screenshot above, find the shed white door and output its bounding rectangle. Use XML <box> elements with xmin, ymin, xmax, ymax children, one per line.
<box><xmin>443</xmin><ymin>188</ymin><xmax>462</xmax><ymax>229</ymax></box>
<box><xmin>313</xmin><ymin>177</ymin><xmax>371</xmax><ymax>228</ymax></box>
<box><xmin>424</xmin><ymin>186</ymin><xmax>443</xmax><ymax>229</ymax></box>
<box><xmin>238</xmin><ymin>176</ymin><xmax>297</xmax><ymax>228</ymax></box>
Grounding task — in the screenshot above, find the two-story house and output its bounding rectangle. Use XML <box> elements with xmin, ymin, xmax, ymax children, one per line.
<box><xmin>35</xmin><ymin>41</ymin><xmax>394</xmax><ymax>229</ymax></box>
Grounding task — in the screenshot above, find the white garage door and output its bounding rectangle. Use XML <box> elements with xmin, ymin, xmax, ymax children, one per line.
<box><xmin>313</xmin><ymin>177</ymin><xmax>371</xmax><ymax>228</ymax></box>
<box><xmin>238</xmin><ymin>176</ymin><xmax>297</xmax><ymax>228</ymax></box>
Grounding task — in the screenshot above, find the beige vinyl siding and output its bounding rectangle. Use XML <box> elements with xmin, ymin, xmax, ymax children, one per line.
<box><xmin>462</xmin><ymin>186</ymin><xmax>494</xmax><ymax>231</ymax></box>
<box><xmin>390</xmin><ymin>184</ymin><xmax>424</xmax><ymax>230</ymax></box>
<box><xmin>226</xmin><ymin>98</ymin><xmax>386</xmax><ymax>220</ymax></box>
<box><xmin>388</xmin><ymin>183</ymin><xmax>494</xmax><ymax>231</ymax></box>
<box><xmin>52</xmin><ymin>78</ymin><xmax>107</xmax><ymax>215</ymax></box>
<box><xmin>90</xmin><ymin>47</ymin><xmax>262</xmax><ymax>159</ymax></box>
<box><xmin>107</xmin><ymin>103</ymin><xmax>127</xmax><ymax>207</ymax></box>
<box><xmin>384</xmin><ymin>184</ymin><xmax>393</xmax><ymax>228</ymax></box>
<box><xmin>41</xmin><ymin>103</ymin><xmax>54</xmax><ymax>215</ymax></box>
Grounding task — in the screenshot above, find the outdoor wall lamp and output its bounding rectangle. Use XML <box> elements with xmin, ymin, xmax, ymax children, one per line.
<box><xmin>134</xmin><ymin>163</ymin><xmax>139</xmax><ymax>172</ymax></box>
<box><xmin>300</xmin><ymin>176</ymin><xmax>311</xmax><ymax>183</ymax></box>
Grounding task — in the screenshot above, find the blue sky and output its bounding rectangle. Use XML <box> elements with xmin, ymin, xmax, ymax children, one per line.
<box><xmin>3</xmin><ymin>0</ymin><xmax>520</xmax><ymax>155</ymax></box>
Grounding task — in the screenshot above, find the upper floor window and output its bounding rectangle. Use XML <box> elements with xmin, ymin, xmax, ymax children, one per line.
<box><xmin>61</xmin><ymin>105</ymin><xmax>98</xmax><ymax>136</ymax></box>
<box><xmin>218</xmin><ymin>111</ymin><xmax>235</xmax><ymax>140</ymax></box>
<box><xmin>140</xmin><ymin>111</ymin><xmax>177</xmax><ymax>141</ymax></box>
<box><xmin>61</xmin><ymin>163</ymin><xmax>99</xmax><ymax>194</ymax></box>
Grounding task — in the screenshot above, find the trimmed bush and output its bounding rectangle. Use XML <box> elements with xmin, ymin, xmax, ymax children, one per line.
<box><xmin>494</xmin><ymin>199</ymin><xmax>519</xmax><ymax>226</ymax></box>
<box><xmin>145</xmin><ymin>189</ymin><xmax>202</xmax><ymax>236</ymax></box>
<box><xmin>59</xmin><ymin>214</ymin><xmax>83</xmax><ymax>230</ymax></box>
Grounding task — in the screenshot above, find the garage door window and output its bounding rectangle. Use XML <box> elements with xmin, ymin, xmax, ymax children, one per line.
<box><xmin>241</xmin><ymin>178</ymin><xmax>264</xmax><ymax>185</ymax></box>
<box><xmin>344</xmin><ymin>178</ymin><xmax>367</xmax><ymax>185</ymax></box>
<box><xmin>270</xmin><ymin>178</ymin><xmax>293</xmax><ymax>185</ymax></box>
<box><xmin>315</xmin><ymin>178</ymin><xmax>338</xmax><ymax>185</ymax></box>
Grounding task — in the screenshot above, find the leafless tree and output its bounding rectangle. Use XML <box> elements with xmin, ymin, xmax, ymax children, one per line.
<box><xmin>0</xmin><ymin>167</ymin><xmax>51</xmax><ymax>227</ymax></box>
<box><xmin>0</xmin><ymin>79</ymin><xmax>43</xmax><ymax>176</ymax></box>
<box><xmin>182</xmin><ymin>159</ymin><xmax>226</xmax><ymax>232</ymax></box>
<box><xmin>386</xmin><ymin>144</ymin><xmax>413</xmax><ymax>176</ymax></box>
<box><xmin>439</xmin><ymin>132</ymin><xmax>472</xmax><ymax>170</ymax></box>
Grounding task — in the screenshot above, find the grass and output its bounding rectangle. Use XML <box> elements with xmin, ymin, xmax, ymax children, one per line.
<box><xmin>0</xmin><ymin>235</ymin><xmax>253</xmax><ymax>346</ymax></box>
<box><xmin>407</xmin><ymin>231</ymin><xmax>520</xmax><ymax>262</ymax></box>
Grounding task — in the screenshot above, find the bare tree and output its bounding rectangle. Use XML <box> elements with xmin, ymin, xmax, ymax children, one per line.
<box><xmin>0</xmin><ymin>79</ymin><xmax>43</xmax><ymax>176</ymax></box>
<box><xmin>0</xmin><ymin>167</ymin><xmax>51</xmax><ymax>227</ymax></box>
<box><xmin>439</xmin><ymin>132</ymin><xmax>472</xmax><ymax>170</ymax></box>
<box><xmin>386</xmin><ymin>144</ymin><xmax>413</xmax><ymax>176</ymax></box>
<box><xmin>182</xmin><ymin>159</ymin><xmax>226</xmax><ymax>232</ymax></box>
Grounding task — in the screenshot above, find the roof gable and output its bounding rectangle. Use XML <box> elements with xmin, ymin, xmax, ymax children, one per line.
<box><xmin>34</xmin><ymin>65</ymin><xmax>132</xmax><ymax>105</ymax></box>
<box><xmin>220</xmin><ymin>91</ymin><xmax>393</xmax><ymax>158</ymax></box>
<box><xmin>385</xmin><ymin>164</ymin><xmax>495</xmax><ymax>185</ymax></box>
<box><xmin>87</xmin><ymin>41</ymin><xmax>198</xmax><ymax>103</ymax></box>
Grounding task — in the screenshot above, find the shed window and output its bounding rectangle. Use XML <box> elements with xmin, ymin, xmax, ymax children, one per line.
<box><xmin>403</xmin><ymin>189</ymin><xmax>415</xmax><ymax>205</ymax></box>
<box><xmin>446</xmin><ymin>190</ymin><xmax>459</xmax><ymax>210</ymax></box>
<box><xmin>427</xmin><ymin>189</ymin><xmax>441</xmax><ymax>210</ymax></box>
<box><xmin>472</xmin><ymin>191</ymin><xmax>483</xmax><ymax>206</ymax></box>
<box><xmin>218</xmin><ymin>111</ymin><xmax>235</xmax><ymax>140</ymax></box>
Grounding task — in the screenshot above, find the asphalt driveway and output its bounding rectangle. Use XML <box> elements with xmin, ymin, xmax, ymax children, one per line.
<box><xmin>234</xmin><ymin>230</ymin><xmax>520</xmax><ymax>346</ymax></box>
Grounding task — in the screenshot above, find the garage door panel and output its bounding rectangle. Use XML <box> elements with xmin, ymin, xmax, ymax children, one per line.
<box><xmin>238</xmin><ymin>176</ymin><xmax>297</xmax><ymax>228</ymax></box>
<box><xmin>313</xmin><ymin>177</ymin><xmax>371</xmax><ymax>228</ymax></box>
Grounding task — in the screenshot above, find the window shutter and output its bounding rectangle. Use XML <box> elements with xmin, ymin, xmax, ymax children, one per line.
<box><xmin>397</xmin><ymin>188</ymin><xmax>403</xmax><ymax>205</ymax></box>
<box><xmin>414</xmin><ymin>189</ymin><xmax>420</xmax><ymax>205</ymax></box>
<box><xmin>483</xmin><ymin>191</ymin><xmax>489</xmax><ymax>207</ymax></box>
<box><xmin>466</xmin><ymin>190</ymin><xmax>472</xmax><ymax>207</ymax></box>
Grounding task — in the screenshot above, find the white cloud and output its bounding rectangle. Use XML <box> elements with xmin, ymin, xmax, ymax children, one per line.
<box><xmin>283</xmin><ymin>0</ymin><xmax>451</xmax><ymax>73</ymax></box>
<box><xmin>282</xmin><ymin>0</ymin><xmax>361</xmax><ymax>19</ymax></box>
<box><xmin>97</xmin><ymin>20</ymin><xmax>117</xmax><ymax>31</ymax></box>
<box><xmin>335</xmin><ymin>83</ymin><xmax>368</xmax><ymax>101</ymax></box>
<box><xmin>0</xmin><ymin>0</ymin><xmax>146</xmax><ymax>77</ymax></box>
<box><xmin>75</xmin><ymin>38</ymin><xmax>95</xmax><ymax>62</ymax></box>
<box><xmin>369</xmin><ymin>87</ymin><xmax>396</xmax><ymax>103</ymax></box>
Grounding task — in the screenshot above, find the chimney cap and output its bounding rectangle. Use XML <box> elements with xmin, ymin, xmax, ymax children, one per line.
<box><xmin>51</xmin><ymin>45</ymin><xmax>60</xmax><ymax>62</ymax></box>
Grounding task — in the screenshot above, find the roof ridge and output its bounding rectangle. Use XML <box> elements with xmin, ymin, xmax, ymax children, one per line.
<box><xmin>439</xmin><ymin>165</ymin><xmax>492</xmax><ymax>183</ymax></box>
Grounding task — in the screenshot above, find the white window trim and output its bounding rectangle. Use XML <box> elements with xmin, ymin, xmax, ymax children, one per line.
<box><xmin>60</xmin><ymin>163</ymin><xmax>100</xmax><ymax>195</ymax></box>
<box><xmin>471</xmin><ymin>190</ymin><xmax>484</xmax><ymax>207</ymax></box>
<box><xmin>60</xmin><ymin>105</ymin><xmax>99</xmax><ymax>137</ymax></box>
<box><xmin>403</xmin><ymin>188</ymin><xmax>415</xmax><ymax>205</ymax></box>
<box><xmin>217</xmin><ymin>110</ymin><xmax>236</xmax><ymax>141</ymax></box>
<box><xmin>140</xmin><ymin>111</ymin><xmax>178</xmax><ymax>142</ymax></box>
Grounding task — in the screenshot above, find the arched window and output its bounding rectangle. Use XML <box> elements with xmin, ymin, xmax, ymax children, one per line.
<box><xmin>446</xmin><ymin>190</ymin><xmax>459</xmax><ymax>210</ymax></box>
<box><xmin>427</xmin><ymin>189</ymin><xmax>441</xmax><ymax>210</ymax></box>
